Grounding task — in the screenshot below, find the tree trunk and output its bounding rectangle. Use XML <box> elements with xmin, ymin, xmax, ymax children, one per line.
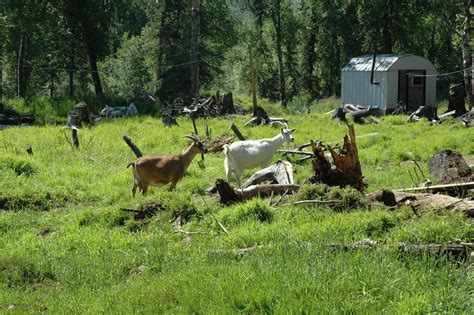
<box><xmin>86</xmin><ymin>41</ymin><xmax>103</xmax><ymax>97</ymax></box>
<box><xmin>248</xmin><ymin>46</ymin><xmax>258</xmax><ymax>116</ymax></box>
<box><xmin>304</xmin><ymin>5</ymin><xmax>317</xmax><ymax>98</ymax></box>
<box><xmin>17</xmin><ymin>31</ymin><xmax>28</xmax><ymax>98</ymax></box>
<box><xmin>190</xmin><ymin>0</ymin><xmax>201</xmax><ymax>99</ymax></box>
<box><xmin>0</xmin><ymin>45</ymin><xmax>3</xmax><ymax>101</ymax></box>
<box><xmin>461</xmin><ymin>0</ymin><xmax>472</xmax><ymax>109</ymax></box>
<box><xmin>382</xmin><ymin>0</ymin><xmax>393</xmax><ymax>53</ymax></box>
<box><xmin>271</xmin><ymin>0</ymin><xmax>286</xmax><ymax>107</ymax></box>
<box><xmin>68</xmin><ymin>42</ymin><xmax>75</xmax><ymax>97</ymax></box>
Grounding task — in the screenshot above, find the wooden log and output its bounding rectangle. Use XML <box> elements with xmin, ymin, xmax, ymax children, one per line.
<box><xmin>230</xmin><ymin>123</ymin><xmax>245</xmax><ymax>141</ymax></box>
<box><xmin>398</xmin><ymin>243</ymin><xmax>472</xmax><ymax>260</ymax></box>
<box><xmin>123</xmin><ymin>135</ymin><xmax>143</xmax><ymax>158</ymax></box>
<box><xmin>392</xmin><ymin>191</ymin><xmax>474</xmax><ymax>217</ymax></box>
<box><xmin>212</xmin><ymin>179</ymin><xmax>300</xmax><ymax>204</ymax></box>
<box><xmin>241</xmin><ymin>161</ymin><xmax>294</xmax><ymax>188</ymax></box>
<box><xmin>280</xmin><ymin>199</ymin><xmax>343</xmax><ymax>207</ymax></box>
<box><xmin>327</xmin><ymin>241</ymin><xmax>473</xmax><ymax>260</ymax></box>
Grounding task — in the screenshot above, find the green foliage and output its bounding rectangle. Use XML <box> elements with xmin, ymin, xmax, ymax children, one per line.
<box><xmin>101</xmin><ymin>34</ymin><xmax>152</xmax><ymax>101</ymax></box>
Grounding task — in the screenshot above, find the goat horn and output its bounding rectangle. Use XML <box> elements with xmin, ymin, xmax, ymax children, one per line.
<box><xmin>183</xmin><ymin>135</ymin><xmax>199</xmax><ymax>141</ymax></box>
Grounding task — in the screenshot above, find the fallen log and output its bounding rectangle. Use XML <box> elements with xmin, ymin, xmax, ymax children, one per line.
<box><xmin>212</xmin><ymin>179</ymin><xmax>300</xmax><ymax>204</ymax></box>
<box><xmin>280</xmin><ymin>199</ymin><xmax>343</xmax><ymax>207</ymax></box>
<box><xmin>208</xmin><ymin>245</ymin><xmax>269</xmax><ymax>258</ymax></box>
<box><xmin>327</xmin><ymin>240</ymin><xmax>473</xmax><ymax>261</ymax></box>
<box><xmin>241</xmin><ymin>161</ymin><xmax>294</xmax><ymax>188</ymax></box>
<box><xmin>392</xmin><ymin>191</ymin><xmax>474</xmax><ymax>217</ymax></box>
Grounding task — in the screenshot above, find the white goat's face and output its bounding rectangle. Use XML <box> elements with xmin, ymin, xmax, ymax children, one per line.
<box><xmin>281</xmin><ymin>128</ymin><xmax>295</xmax><ymax>142</ymax></box>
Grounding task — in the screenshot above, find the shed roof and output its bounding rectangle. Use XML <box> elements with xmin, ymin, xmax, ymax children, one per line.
<box><xmin>342</xmin><ymin>54</ymin><xmax>409</xmax><ymax>72</ymax></box>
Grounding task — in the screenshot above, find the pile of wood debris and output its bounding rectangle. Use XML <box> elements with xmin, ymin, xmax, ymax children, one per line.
<box><xmin>163</xmin><ymin>90</ymin><xmax>247</xmax><ymax>118</ymax></box>
<box><xmin>332</xmin><ymin>104</ymin><xmax>380</xmax><ymax>124</ymax></box>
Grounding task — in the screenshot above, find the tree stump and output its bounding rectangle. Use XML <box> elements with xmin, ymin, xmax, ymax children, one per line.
<box><xmin>428</xmin><ymin>150</ymin><xmax>473</xmax><ymax>184</ymax></box>
<box><xmin>309</xmin><ymin>124</ymin><xmax>365</xmax><ymax>191</ymax></box>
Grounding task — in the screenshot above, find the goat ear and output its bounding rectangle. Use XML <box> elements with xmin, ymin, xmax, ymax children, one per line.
<box><xmin>290</xmin><ymin>128</ymin><xmax>296</xmax><ymax>132</ymax></box>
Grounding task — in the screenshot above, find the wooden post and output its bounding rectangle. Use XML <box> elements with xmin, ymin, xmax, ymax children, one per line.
<box><xmin>230</xmin><ymin>123</ymin><xmax>245</xmax><ymax>141</ymax></box>
<box><xmin>191</xmin><ymin>114</ymin><xmax>198</xmax><ymax>135</ymax></box>
<box><xmin>72</xmin><ymin>128</ymin><xmax>79</xmax><ymax>148</ymax></box>
<box><xmin>249</xmin><ymin>46</ymin><xmax>258</xmax><ymax>116</ymax></box>
<box><xmin>123</xmin><ymin>135</ymin><xmax>143</xmax><ymax>158</ymax></box>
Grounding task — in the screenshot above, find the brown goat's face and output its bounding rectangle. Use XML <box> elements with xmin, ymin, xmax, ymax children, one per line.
<box><xmin>194</xmin><ymin>141</ymin><xmax>208</xmax><ymax>154</ymax></box>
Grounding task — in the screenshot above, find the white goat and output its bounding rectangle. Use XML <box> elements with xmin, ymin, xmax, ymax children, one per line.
<box><xmin>223</xmin><ymin>124</ymin><xmax>295</xmax><ymax>187</ymax></box>
<box><xmin>100</xmin><ymin>103</ymin><xmax>138</xmax><ymax>118</ymax></box>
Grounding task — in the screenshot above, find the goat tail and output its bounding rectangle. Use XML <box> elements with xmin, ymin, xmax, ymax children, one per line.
<box><xmin>223</xmin><ymin>144</ymin><xmax>229</xmax><ymax>156</ymax></box>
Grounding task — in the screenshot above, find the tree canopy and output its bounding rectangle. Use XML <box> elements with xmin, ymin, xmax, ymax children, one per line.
<box><xmin>0</xmin><ymin>0</ymin><xmax>471</xmax><ymax>107</ymax></box>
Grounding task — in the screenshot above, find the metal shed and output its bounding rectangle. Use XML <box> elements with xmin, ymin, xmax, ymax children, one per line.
<box><xmin>341</xmin><ymin>54</ymin><xmax>436</xmax><ymax>114</ymax></box>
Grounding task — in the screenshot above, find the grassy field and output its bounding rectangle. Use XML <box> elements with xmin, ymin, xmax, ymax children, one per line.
<box><xmin>0</xmin><ymin>99</ymin><xmax>473</xmax><ymax>313</ymax></box>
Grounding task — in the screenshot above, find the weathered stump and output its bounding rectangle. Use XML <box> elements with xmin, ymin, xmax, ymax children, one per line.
<box><xmin>428</xmin><ymin>150</ymin><xmax>473</xmax><ymax>184</ymax></box>
<box><xmin>310</xmin><ymin>124</ymin><xmax>365</xmax><ymax>192</ymax></box>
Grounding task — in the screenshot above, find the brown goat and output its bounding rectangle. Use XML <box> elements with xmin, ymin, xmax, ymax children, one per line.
<box><xmin>127</xmin><ymin>135</ymin><xmax>207</xmax><ymax>196</ymax></box>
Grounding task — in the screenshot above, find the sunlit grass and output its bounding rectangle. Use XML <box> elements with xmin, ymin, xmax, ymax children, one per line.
<box><xmin>0</xmin><ymin>98</ymin><xmax>472</xmax><ymax>313</ymax></box>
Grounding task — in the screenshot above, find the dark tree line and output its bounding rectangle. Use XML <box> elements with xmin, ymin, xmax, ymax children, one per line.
<box><xmin>0</xmin><ymin>0</ymin><xmax>471</xmax><ymax>108</ymax></box>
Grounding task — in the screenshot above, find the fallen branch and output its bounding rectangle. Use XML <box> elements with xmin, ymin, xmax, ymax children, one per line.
<box><xmin>280</xmin><ymin>199</ymin><xmax>343</xmax><ymax>207</ymax></box>
<box><xmin>393</xmin><ymin>182</ymin><xmax>474</xmax><ymax>193</ymax></box>
<box><xmin>278</xmin><ymin>150</ymin><xmax>314</xmax><ymax>156</ymax></box>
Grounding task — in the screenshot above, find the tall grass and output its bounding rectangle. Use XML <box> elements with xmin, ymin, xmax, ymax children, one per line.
<box><xmin>0</xmin><ymin>98</ymin><xmax>472</xmax><ymax>313</ymax></box>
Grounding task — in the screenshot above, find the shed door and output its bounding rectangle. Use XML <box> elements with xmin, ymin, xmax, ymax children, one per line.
<box><xmin>398</xmin><ymin>70</ymin><xmax>426</xmax><ymax>111</ymax></box>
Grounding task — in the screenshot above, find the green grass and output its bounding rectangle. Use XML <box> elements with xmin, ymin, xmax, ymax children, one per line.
<box><xmin>0</xmin><ymin>98</ymin><xmax>472</xmax><ymax>313</ymax></box>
